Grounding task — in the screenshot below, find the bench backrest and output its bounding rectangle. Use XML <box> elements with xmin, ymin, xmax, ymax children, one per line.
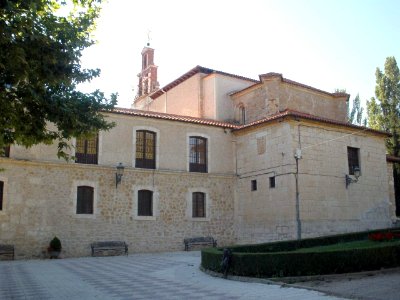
<box><xmin>184</xmin><ymin>237</ymin><xmax>214</xmax><ymax>243</ymax></box>
<box><xmin>0</xmin><ymin>245</ymin><xmax>14</xmax><ymax>252</ymax></box>
<box><xmin>91</xmin><ymin>241</ymin><xmax>126</xmax><ymax>248</ymax></box>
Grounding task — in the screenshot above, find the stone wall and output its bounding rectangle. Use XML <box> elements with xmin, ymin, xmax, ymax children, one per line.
<box><xmin>233</xmin><ymin>119</ymin><xmax>393</xmax><ymax>244</ymax></box>
<box><xmin>0</xmin><ymin>159</ymin><xmax>235</xmax><ymax>258</ymax></box>
<box><xmin>232</xmin><ymin>75</ymin><xmax>348</xmax><ymax>124</ymax></box>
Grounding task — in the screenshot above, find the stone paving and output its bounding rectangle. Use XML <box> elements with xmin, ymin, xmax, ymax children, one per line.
<box><xmin>0</xmin><ymin>251</ymin><xmax>345</xmax><ymax>300</ymax></box>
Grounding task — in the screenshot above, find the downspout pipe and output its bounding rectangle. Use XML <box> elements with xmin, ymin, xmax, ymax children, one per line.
<box><xmin>295</xmin><ymin>123</ymin><xmax>302</xmax><ymax>240</ymax></box>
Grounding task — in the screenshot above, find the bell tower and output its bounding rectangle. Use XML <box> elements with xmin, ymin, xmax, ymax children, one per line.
<box><xmin>136</xmin><ymin>43</ymin><xmax>159</xmax><ymax>98</ymax></box>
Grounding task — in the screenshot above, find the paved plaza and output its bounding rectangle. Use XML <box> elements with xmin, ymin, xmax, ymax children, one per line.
<box><xmin>0</xmin><ymin>251</ymin><xmax>345</xmax><ymax>300</ymax></box>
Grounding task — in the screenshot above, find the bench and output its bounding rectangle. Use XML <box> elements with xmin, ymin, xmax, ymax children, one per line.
<box><xmin>91</xmin><ymin>241</ymin><xmax>128</xmax><ymax>257</ymax></box>
<box><xmin>184</xmin><ymin>236</ymin><xmax>217</xmax><ymax>251</ymax></box>
<box><xmin>0</xmin><ymin>244</ymin><xmax>15</xmax><ymax>260</ymax></box>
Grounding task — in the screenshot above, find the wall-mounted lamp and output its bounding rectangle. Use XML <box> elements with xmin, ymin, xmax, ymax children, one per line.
<box><xmin>115</xmin><ymin>162</ymin><xmax>125</xmax><ymax>188</ymax></box>
<box><xmin>345</xmin><ymin>166</ymin><xmax>360</xmax><ymax>188</ymax></box>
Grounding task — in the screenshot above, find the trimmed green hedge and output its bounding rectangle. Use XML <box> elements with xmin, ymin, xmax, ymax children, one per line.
<box><xmin>201</xmin><ymin>228</ymin><xmax>400</xmax><ymax>277</ymax></box>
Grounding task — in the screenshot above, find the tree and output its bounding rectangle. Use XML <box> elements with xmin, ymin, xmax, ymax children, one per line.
<box><xmin>367</xmin><ymin>57</ymin><xmax>400</xmax><ymax>155</ymax></box>
<box><xmin>0</xmin><ymin>0</ymin><xmax>117</xmax><ymax>159</ymax></box>
<box><xmin>367</xmin><ymin>56</ymin><xmax>400</xmax><ymax>215</ymax></box>
<box><xmin>348</xmin><ymin>94</ymin><xmax>366</xmax><ymax>126</ymax></box>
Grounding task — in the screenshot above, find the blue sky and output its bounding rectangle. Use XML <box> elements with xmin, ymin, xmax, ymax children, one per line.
<box><xmin>79</xmin><ymin>0</ymin><xmax>400</xmax><ymax>112</ymax></box>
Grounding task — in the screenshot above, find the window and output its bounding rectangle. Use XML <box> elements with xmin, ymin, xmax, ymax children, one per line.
<box><xmin>269</xmin><ymin>176</ymin><xmax>276</xmax><ymax>188</ymax></box>
<box><xmin>1</xmin><ymin>146</ymin><xmax>10</xmax><ymax>157</ymax></box>
<box><xmin>240</xmin><ymin>106</ymin><xmax>246</xmax><ymax>124</ymax></box>
<box><xmin>75</xmin><ymin>135</ymin><xmax>98</xmax><ymax>164</ymax></box>
<box><xmin>347</xmin><ymin>147</ymin><xmax>360</xmax><ymax>175</ymax></box>
<box><xmin>189</xmin><ymin>136</ymin><xmax>207</xmax><ymax>173</ymax></box>
<box><xmin>76</xmin><ymin>186</ymin><xmax>94</xmax><ymax>214</ymax></box>
<box><xmin>136</xmin><ymin>130</ymin><xmax>156</xmax><ymax>169</ymax></box>
<box><xmin>138</xmin><ymin>190</ymin><xmax>153</xmax><ymax>216</ymax></box>
<box><xmin>192</xmin><ymin>192</ymin><xmax>206</xmax><ymax>218</ymax></box>
<box><xmin>0</xmin><ymin>181</ymin><xmax>3</xmax><ymax>210</ymax></box>
<box><xmin>251</xmin><ymin>180</ymin><xmax>257</xmax><ymax>191</ymax></box>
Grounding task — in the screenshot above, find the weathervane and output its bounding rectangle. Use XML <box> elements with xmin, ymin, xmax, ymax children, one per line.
<box><xmin>147</xmin><ymin>30</ymin><xmax>151</xmax><ymax>46</ymax></box>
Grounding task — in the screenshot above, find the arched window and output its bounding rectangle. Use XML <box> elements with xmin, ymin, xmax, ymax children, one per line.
<box><xmin>136</xmin><ymin>130</ymin><xmax>156</xmax><ymax>169</ymax></box>
<box><xmin>138</xmin><ymin>190</ymin><xmax>153</xmax><ymax>216</ymax></box>
<box><xmin>192</xmin><ymin>192</ymin><xmax>206</xmax><ymax>218</ymax></box>
<box><xmin>76</xmin><ymin>186</ymin><xmax>94</xmax><ymax>214</ymax></box>
<box><xmin>239</xmin><ymin>106</ymin><xmax>246</xmax><ymax>124</ymax></box>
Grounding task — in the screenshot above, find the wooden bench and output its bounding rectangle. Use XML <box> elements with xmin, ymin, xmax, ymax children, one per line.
<box><xmin>184</xmin><ymin>236</ymin><xmax>217</xmax><ymax>251</ymax></box>
<box><xmin>91</xmin><ymin>241</ymin><xmax>128</xmax><ymax>257</ymax></box>
<box><xmin>0</xmin><ymin>244</ymin><xmax>15</xmax><ymax>260</ymax></box>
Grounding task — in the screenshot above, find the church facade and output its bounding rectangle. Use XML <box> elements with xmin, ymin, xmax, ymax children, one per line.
<box><xmin>0</xmin><ymin>47</ymin><xmax>397</xmax><ymax>258</ymax></box>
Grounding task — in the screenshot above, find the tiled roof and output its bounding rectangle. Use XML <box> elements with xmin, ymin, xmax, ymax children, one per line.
<box><xmin>109</xmin><ymin>107</ymin><xmax>389</xmax><ymax>137</ymax></box>
<box><xmin>111</xmin><ymin>107</ymin><xmax>237</xmax><ymax>128</ymax></box>
<box><xmin>233</xmin><ymin>109</ymin><xmax>389</xmax><ymax>136</ymax></box>
<box><xmin>149</xmin><ymin>66</ymin><xmax>258</xmax><ymax>100</ymax></box>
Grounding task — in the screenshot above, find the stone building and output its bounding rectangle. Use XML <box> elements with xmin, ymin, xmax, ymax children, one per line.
<box><xmin>0</xmin><ymin>46</ymin><xmax>397</xmax><ymax>258</ymax></box>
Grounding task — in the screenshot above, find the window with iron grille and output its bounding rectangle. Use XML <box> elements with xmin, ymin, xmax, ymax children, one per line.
<box><xmin>269</xmin><ymin>176</ymin><xmax>276</xmax><ymax>188</ymax></box>
<box><xmin>192</xmin><ymin>192</ymin><xmax>206</xmax><ymax>218</ymax></box>
<box><xmin>75</xmin><ymin>135</ymin><xmax>98</xmax><ymax>164</ymax></box>
<box><xmin>1</xmin><ymin>146</ymin><xmax>10</xmax><ymax>157</ymax></box>
<box><xmin>0</xmin><ymin>181</ymin><xmax>3</xmax><ymax>210</ymax></box>
<box><xmin>347</xmin><ymin>147</ymin><xmax>360</xmax><ymax>175</ymax></box>
<box><xmin>138</xmin><ymin>190</ymin><xmax>153</xmax><ymax>216</ymax></box>
<box><xmin>136</xmin><ymin>130</ymin><xmax>156</xmax><ymax>169</ymax></box>
<box><xmin>251</xmin><ymin>180</ymin><xmax>257</xmax><ymax>191</ymax></box>
<box><xmin>189</xmin><ymin>136</ymin><xmax>207</xmax><ymax>173</ymax></box>
<box><xmin>76</xmin><ymin>186</ymin><xmax>94</xmax><ymax>214</ymax></box>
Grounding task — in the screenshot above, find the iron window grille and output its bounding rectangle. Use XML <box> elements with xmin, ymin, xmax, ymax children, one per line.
<box><xmin>75</xmin><ymin>135</ymin><xmax>98</xmax><ymax>164</ymax></box>
<box><xmin>1</xmin><ymin>146</ymin><xmax>10</xmax><ymax>157</ymax></box>
<box><xmin>251</xmin><ymin>180</ymin><xmax>257</xmax><ymax>191</ymax></box>
<box><xmin>138</xmin><ymin>190</ymin><xmax>153</xmax><ymax>216</ymax></box>
<box><xmin>192</xmin><ymin>192</ymin><xmax>206</xmax><ymax>218</ymax></box>
<box><xmin>347</xmin><ymin>147</ymin><xmax>360</xmax><ymax>175</ymax></box>
<box><xmin>76</xmin><ymin>186</ymin><xmax>94</xmax><ymax>214</ymax></box>
<box><xmin>0</xmin><ymin>181</ymin><xmax>3</xmax><ymax>210</ymax></box>
<box><xmin>136</xmin><ymin>130</ymin><xmax>156</xmax><ymax>169</ymax></box>
<box><xmin>189</xmin><ymin>136</ymin><xmax>207</xmax><ymax>173</ymax></box>
<box><xmin>269</xmin><ymin>176</ymin><xmax>276</xmax><ymax>188</ymax></box>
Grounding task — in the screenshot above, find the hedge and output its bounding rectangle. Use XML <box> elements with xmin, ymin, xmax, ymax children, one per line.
<box><xmin>201</xmin><ymin>228</ymin><xmax>400</xmax><ymax>278</ymax></box>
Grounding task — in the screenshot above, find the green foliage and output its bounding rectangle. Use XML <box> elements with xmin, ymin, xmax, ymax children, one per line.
<box><xmin>366</xmin><ymin>56</ymin><xmax>400</xmax><ymax>156</ymax></box>
<box><xmin>49</xmin><ymin>236</ymin><xmax>62</xmax><ymax>251</ymax></box>
<box><xmin>0</xmin><ymin>0</ymin><xmax>117</xmax><ymax>159</ymax></box>
<box><xmin>349</xmin><ymin>94</ymin><xmax>365</xmax><ymax>126</ymax></box>
<box><xmin>202</xmin><ymin>228</ymin><xmax>400</xmax><ymax>277</ymax></box>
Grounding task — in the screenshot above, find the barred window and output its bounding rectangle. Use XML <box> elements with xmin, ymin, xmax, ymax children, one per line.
<box><xmin>251</xmin><ymin>180</ymin><xmax>257</xmax><ymax>191</ymax></box>
<box><xmin>269</xmin><ymin>176</ymin><xmax>276</xmax><ymax>188</ymax></box>
<box><xmin>0</xmin><ymin>181</ymin><xmax>3</xmax><ymax>210</ymax></box>
<box><xmin>189</xmin><ymin>137</ymin><xmax>207</xmax><ymax>173</ymax></box>
<box><xmin>136</xmin><ymin>130</ymin><xmax>156</xmax><ymax>169</ymax></box>
<box><xmin>138</xmin><ymin>190</ymin><xmax>153</xmax><ymax>216</ymax></box>
<box><xmin>347</xmin><ymin>147</ymin><xmax>360</xmax><ymax>175</ymax></box>
<box><xmin>192</xmin><ymin>192</ymin><xmax>206</xmax><ymax>218</ymax></box>
<box><xmin>75</xmin><ymin>135</ymin><xmax>98</xmax><ymax>164</ymax></box>
<box><xmin>1</xmin><ymin>146</ymin><xmax>10</xmax><ymax>157</ymax></box>
<box><xmin>76</xmin><ymin>186</ymin><xmax>94</xmax><ymax>214</ymax></box>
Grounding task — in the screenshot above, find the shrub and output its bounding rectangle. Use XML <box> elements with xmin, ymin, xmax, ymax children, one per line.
<box><xmin>202</xmin><ymin>228</ymin><xmax>400</xmax><ymax>277</ymax></box>
<box><xmin>49</xmin><ymin>236</ymin><xmax>62</xmax><ymax>252</ymax></box>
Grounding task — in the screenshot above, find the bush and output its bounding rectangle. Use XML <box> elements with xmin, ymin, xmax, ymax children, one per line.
<box><xmin>202</xmin><ymin>228</ymin><xmax>400</xmax><ymax>277</ymax></box>
<box><xmin>49</xmin><ymin>236</ymin><xmax>62</xmax><ymax>252</ymax></box>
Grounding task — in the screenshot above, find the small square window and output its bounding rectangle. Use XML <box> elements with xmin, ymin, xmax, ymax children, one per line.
<box><xmin>251</xmin><ymin>180</ymin><xmax>257</xmax><ymax>191</ymax></box>
<box><xmin>269</xmin><ymin>177</ymin><xmax>276</xmax><ymax>188</ymax></box>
